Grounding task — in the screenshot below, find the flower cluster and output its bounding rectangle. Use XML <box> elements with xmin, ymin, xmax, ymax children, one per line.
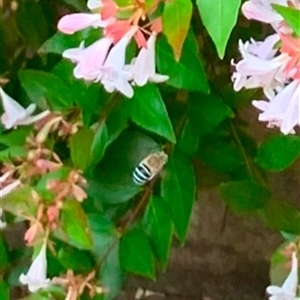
<box><xmin>57</xmin><ymin>0</ymin><xmax>169</xmax><ymax>98</ymax></box>
<box><xmin>0</xmin><ymin>88</ymin><xmax>91</xmax><ymax>295</ymax></box>
<box><xmin>232</xmin><ymin>0</ymin><xmax>300</xmax><ymax>134</ymax></box>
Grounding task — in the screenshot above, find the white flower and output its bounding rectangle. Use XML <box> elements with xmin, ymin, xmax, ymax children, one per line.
<box><xmin>231</xmin><ymin>36</ymin><xmax>289</xmax><ymax>97</ymax></box>
<box><xmin>266</xmin><ymin>252</ymin><xmax>300</xmax><ymax>300</ymax></box>
<box><xmin>0</xmin><ymin>88</ymin><xmax>49</xmax><ymax>130</ymax></box>
<box><xmin>19</xmin><ymin>242</ymin><xmax>50</xmax><ymax>293</ymax></box>
<box><xmin>98</xmin><ymin>26</ymin><xmax>138</xmax><ymax>98</ymax></box>
<box><xmin>241</xmin><ymin>0</ymin><xmax>297</xmax><ymax>33</ymax></box>
<box><xmin>63</xmin><ymin>37</ymin><xmax>113</xmax><ymax>81</ymax></box>
<box><xmin>252</xmin><ymin>79</ymin><xmax>300</xmax><ymax>134</ymax></box>
<box><xmin>87</xmin><ymin>0</ymin><xmax>102</xmax><ymax>10</ymax></box>
<box><xmin>127</xmin><ymin>32</ymin><xmax>169</xmax><ymax>86</ymax></box>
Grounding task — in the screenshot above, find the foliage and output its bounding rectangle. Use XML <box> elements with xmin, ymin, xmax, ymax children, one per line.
<box><xmin>0</xmin><ymin>0</ymin><xmax>299</xmax><ymax>299</ymax></box>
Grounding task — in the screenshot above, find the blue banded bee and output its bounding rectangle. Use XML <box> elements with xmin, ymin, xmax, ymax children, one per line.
<box><xmin>133</xmin><ymin>151</ymin><xmax>168</xmax><ymax>185</ymax></box>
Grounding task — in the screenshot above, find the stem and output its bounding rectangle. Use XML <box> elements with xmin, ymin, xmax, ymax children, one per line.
<box><xmin>230</xmin><ymin>120</ymin><xmax>254</xmax><ymax>177</ymax></box>
<box><xmin>94</xmin><ymin>93</ymin><xmax>121</xmax><ymax>132</ymax></box>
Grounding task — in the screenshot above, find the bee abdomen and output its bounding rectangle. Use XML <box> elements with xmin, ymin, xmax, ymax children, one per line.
<box><xmin>133</xmin><ymin>163</ymin><xmax>152</xmax><ymax>185</ymax></box>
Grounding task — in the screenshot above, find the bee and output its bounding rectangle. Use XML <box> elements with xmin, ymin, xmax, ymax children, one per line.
<box><xmin>133</xmin><ymin>151</ymin><xmax>168</xmax><ymax>185</ymax></box>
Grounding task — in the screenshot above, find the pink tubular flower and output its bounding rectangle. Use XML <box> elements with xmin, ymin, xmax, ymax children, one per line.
<box><xmin>128</xmin><ymin>32</ymin><xmax>169</xmax><ymax>86</ymax></box>
<box><xmin>0</xmin><ymin>88</ymin><xmax>49</xmax><ymax>130</ymax></box>
<box><xmin>101</xmin><ymin>0</ymin><xmax>119</xmax><ymax>20</ymax></box>
<box><xmin>98</xmin><ymin>26</ymin><xmax>138</xmax><ymax>98</ymax></box>
<box><xmin>280</xmin><ymin>34</ymin><xmax>300</xmax><ymax>79</ymax></box>
<box><xmin>58</xmin><ymin>13</ymin><xmax>110</xmax><ymax>34</ymax></box>
<box><xmin>252</xmin><ymin>79</ymin><xmax>300</xmax><ymax>134</ymax></box>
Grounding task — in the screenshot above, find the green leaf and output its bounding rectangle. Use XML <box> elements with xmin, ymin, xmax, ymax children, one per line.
<box><xmin>264</xmin><ymin>200</ymin><xmax>300</xmax><ymax>234</ymax></box>
<box><xmin>88</xmin><ymin>213</ymin><xmax>119</xmax><ymax>260</ymax></box>
<box><xmin>156</xmin><ymin>31</ymin><xmax>209</xmax><ymax>93</ymax></box>
<box><xmin>0</xmin><ymin>234</ymin><xmax>9</xmax><ymax>271</ymax></box>
<box><xmin>18</xmin><ymin>70</ymin><xmax>73</xmax><ymax>110</ymax></box>
<box><xmin>0</xmin><ymin>127</ymin><xmax>32</xmax><ymax>147</ymax></box>
<box><xmin>188</xmin><ymin>91</ymin><xmax>234</xmax><ymax>135</ymax></box>
<box><xmin>1</xmin><ymin>186</ymin><xmax>36</xmax><ymax>217</ymax></box>
<box><xmin>69</xmin><ymin>127</ymin><xmax>94</xmax><ymax>171</ymax></box>
<box><xmin>61</xmin><ymin>0</ymin><xmax>86</xmax><ymax>11</ymax></box>
<box><xmin>131</xmin><ymin>85</ymin><xmax>176</xmax><ymax>143</ymax></box>
<box><xmin>105</xmin><ymin>96</ymin><xmax>131</xmax><ymax>145</ymax></box>
<box><xmin>143</xmin><ymin>196</ymin><xmax>173</xmax><ymax>270</ymax></box>
<box><xmin>197</xmin><ymin>140</ymin><xmax>245</xmax><ymax>173</ymax></box>
<box><xmin>88</xmin><ymin>129</ymin><xmax>159</xmax><ymax>204</ymax></box>
<box><xmin>90</xmin><ymin>123</ymin><xmax>108</xmax><ymax>167</ymax></box>
<box><xmin>273</xmin><ymin>4</ymin><xmax>300</xmax><ymax>36</ymax></box>
<box><xmin>0</xmin><ymin>281</ymin><xmax>9</xmax><ymax>300</ymax></box>
<box><xmin>60</xmin><ymin>200</ymin><xmax>93</xmax><ymax>250</ymax></box>
<box><xmin>39</xmin><ymin>28</ymin><xmax>102</xmax><ymax>55</ymax></box>
<box><xmin>196</xmin><ymin>0</ymin><xmax>241</xmax><ymax>58</ymax></box>
<box><xmin>0</xmin><ymin>146</ymin><xmax>27</xmax><ymax>162</ymax></box>
<box><xmin>256</xmin><ymin>135</ymin><xmax>300</xmax><ymax>172</ymax></box>
<box><xmin>162</xmin><ymin>0</ymin><xmax>192</xmax><ymax>60</ymax></box>
<box><xmin>98</xmin><ymin>242</ymin><xmax>123</xmax><ymax>300</ymax></box>
<box><xmin>120</xmin><ymin>229</ymin><xmax>155</xmax><ymax>279</ymax></box>
<box><xmin>88</xmin><ymin>213</ymin><xmax>123</xmax><ymax>300</ymax></box>
<box><xmin>178</xmin><ymin>119</ymin><xmax>199</xmax><ymax>156</ymax></box>
<box><xmin>16</xmin><ymin>0</ymin><xmax>48</xmax><ymax>47</ymax></box>
<box><xmin>161</xmin><ymin>150</ymin><xmax>196</xmax><ymax>243</ymax></box>
<box><xmin>57</xmin><ymin>246</ymin><xmax>93</xmax><ymax>272</ymax></box>
<box><xmin>218</xmin><ymin>180</ymin><xmax>271</xmax><ymax>212</ymax></box>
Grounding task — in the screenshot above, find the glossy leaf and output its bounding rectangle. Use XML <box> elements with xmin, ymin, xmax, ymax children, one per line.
<box><xmin>131</xmin><ymin>85</ymin><xmax>176</xmax><ymax>143</ymax></box>
<box><xmin>161</xmin><ymin>150</ymin><xmax>196</xmax><ymax>243</ymax></box>
<box><xmin>218</xmin><ymin>180</ymin><xmax>271</xmax><ymax>212</ymax></box>
<box><xmin>197</xmin><ymin>140</ymin><xmax>245</xmax><ymax>173</ymax></box>
<box><xmin>60</xmin><ymin>200</ymin><xmax>93</xmax><ymax>250</ymax></box>
<box><xmin>39</xmin><ymin>28</ymin><xmax>102</xmax><ymax>55</ymax></box>
<box><xmin>0</xmin><ymin>127</ymin><xmax>32</xmax><ymax>147</ymax></box>
<box><xmin>264</xmin><ymin>200</ymin><xmax>300</xmax><ymax>234</ymax></box>
<box><xmin>98</xmin><ymin>242</ymin><xmax>123</xmax><ymax>300</ymax></box>
<box><xmin>57</xmin><ymin>246</ymin><xmax>93</xmax><ymax>272</ymax></box>
<box><xmin>178</xmin><ymin>119</ymin><xmax>199</xmax><ymax>156</ymax></box>
<box><xmin>0</xmin><ymin>281</ymin><xmax>9</xmax><ymax>300</ymax></box>
<box><xmin>0</xmin><ymin>234</ymin><xmax>9</xmax><ymax>271</ymax></box>
<box><xmin>1</xmin><ymin>186</ymin><xmax>36</xmax><ymax>217</ymax></box>
<box><xmin>18</xmin><ymin>70</ymin><xmax>73</xmax><ymax>110</ymax></box>
<box><xmin>69</xmin><ymin>127</ymin><xmax>94</xmax><ymax>171</ymax></box>
<box><xmin>88</xmin><ymin>130</ymin><xmax>159</xmax><ymax>204</ymax></box>
<box><xmin>256</xmin><ymin>135</ymin><xmax>300</xmax><ymax>172</ymax></box>
<box><xmin>188</xmin><ymin>92</ymin><xmax>234</xmax><ymax>135</ymax></box>
<box><xmin>162</xmin><ymin>0</ymin><xmax>192</xmax><ymax>60</ymax></box>
<box><xmin>273</xmin><ymin>4</ymin><xmax>300</xmax><ymax>36</ymax></box>
<box><xmin>196</xmin><ymin>0</ymin><xmax>241</xmax><ymax>58</ymax></box>
<box><xmin>90</xmin><ymin>123</ymin><xmax>108</xmax><ymax>167</ymax></box>
<box><xmin>156</xmin><ymin>31</ymin><xmax>209</xmax><ymax>93</ymax></box>
<box><xmin>16</xmin><ymin>0</ymin><xmax>48</xmax><ymax>47</ymax></box>
<box><xmin>143</xmin><ymin>196</ymin><xmax>173</xmax><ymax>270</ymax></box>
<box><xmin>120</xmin><ymin>229</ymin><xmax>155</xmax><ymax>279</ymax></box>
